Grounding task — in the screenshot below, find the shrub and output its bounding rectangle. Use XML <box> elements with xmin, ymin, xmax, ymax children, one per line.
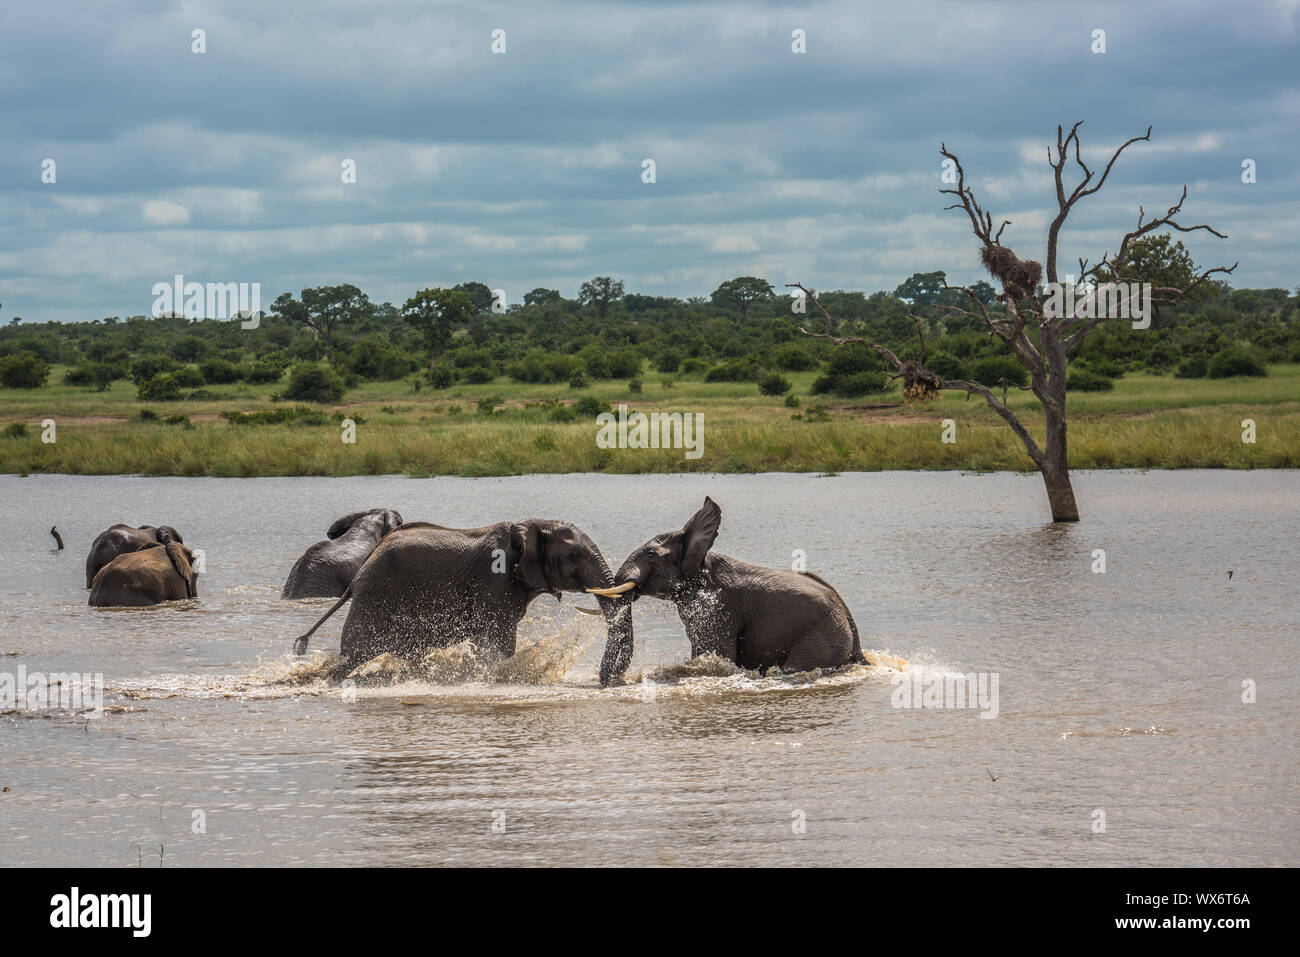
<box><xmin>1174</xmin><ymin>355</ymin><xmax>1208</xmax><ymax>379</ymax></box>
<box><xmin>2</xmin><ymin>422</ymin><xmax>28</xmax><ymax>438</ymax></box>
<box><xmin>172</xmin><ymin>365</ymin><xmax>206</xmax><ymax>388</ymax></box>
<box><xmin>826</xmin><ymin>344</ymin><xmax>885</xmax><ymax>376</ymax></box>
<box><xmin>1067</xmin><ymin>368</ymin><xmax>1114</xmax><ymax>392</ymax></box>
<box><xmin>568</xmin><ymin>370</ymin><xmax>590</xmax><ymax>389</ymax></box>
<box><xmin>198</xmin><ymin>358</ymin><xmax>241</xmax><ymax>384</ymax></box>
<box><xmin>1207</xmin><ymin>348</ymin><xmax>1267</xmax><ymax>378</ymax></box>
<box><xmin>678</xmin><ymin>358</ymin><xmax>710</xmax><ymax>376</ymax></box>
<box><xmin>242</xmin><ymin>360</ymin><xmax>285</xmax><ymax>384</ymax></box>
<box><xmin>506</xmin><ymin>350</ymin><xmax>584</xmax><ymax>384</ymax></box>
<box><xmin>281</xmin><ymin>363</ymin><xmax>346</xmax><ymax>404</ymax></box>
<box><xmin>818</xmin><ymin>371</ymin><xmax>884</xmax><ymax>397</ymax></box>
<box><xmin>784</xmin><ymin>392</ymin><xmax>800</xmax><ymax>408</ymax></box>
<box><xmin>654</xmin><ymin>350</ymin><xmax>682</xmax><ymax>374</ymax></box>
<box><xmin>136</xmin><ymin>408</ymin><xmax>159</xmax><ymax>421</ymax></box>
<box><xmin>758</xmin><ymin>372</ymin><xmax>792</xmax><ymax>396</ymax></box>
<box><xmin>463</xmin><ymin>366</ymin><xmax>494</xmax><ymax>384</ymax></box>
<box><xmin>604</xmin><ymin>349</ymin><xmax>643</xmax><ymax>379</ymax></box>
<box><xmin>923</xmin><ymin>352</ymin><xmax>964</xmax><ymax>382</ymax></box>
<box><xmin>137</xmin><ymin>373</ymin><xmax>182</xmax><ymax>402</ymax></box>
<box><xmin>163</xmin><ymin>414</ymin><xmax>193</xmax><ymax>427</ymax></box>
<box><xmin>969</xmin><ymin>355</ymin><xmax>1029</xmax><ymax>388</ymax></box>
<box><xmin>0</xmin><ymin>352</ymin><xmax>50</xmax><ymax>389</ymax></box>
<box><xmin>348</xmin><ymin>335</ymin><xmax>414</xmax><ymax>381</ymax></box>
<box><xmin>573</xmin><ymin>395</ymin><xmax>610</xmax><ymax>417</ymax></box>
<box><xmin>549</xmin><ymin>404</ymin><xmax>577</xmax><ymax>423</ymax></box>
<box><xmin>221</xmin><ymin>407</ymin><xmax>329</xmax><ymax>426</ymax></box>
<box><xmin>773</xmin><ymin>343</ymin><xmax>819</xmax><ymax>371</ymax></box>
<box><xmin>1079</xmin><ymin>357</ymin><xmax>1125</xmax><ymax>379</ymax></box>
<box><xmin>130</xmin><ymin>355</ymin><xmax>177</xmax><ymax>385</ymax></box>
<box><xmin>705</xmin><ymin>357</ymin><xmax>761</xmax><ymax>383</ymax></box>
<box><xmin>1144</xmin><ymin>342</ymin><xmax>1180</xmax><ymax>373</ymax></box>
<box><xmin>477</xmin><ymin>395</ymin><xmax>504</xmax><ymax>415</ymax></box>
<box><xmin>428</xmin><ymin>365</ymin><xmax>454</xmax><ymax>389</ymax></box>
<box><xmin>628</xmin><ymin>378</ymin><xmax>642</xmax><ymax>393</ymax></box>
<box><xmin>64</xmin><ymin>362</ymin><xmax>118</xmax><ymax>391</ymax></box>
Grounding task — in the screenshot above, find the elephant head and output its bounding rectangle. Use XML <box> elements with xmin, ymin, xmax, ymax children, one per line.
<box><xmin>327</xmin><ymin>511</ymin><xmax>373</xmax><ymax>539</ymax></box>
<box><xmin>154</xmin><ymin>525</ymin><xmax>184</xmax><ymax>545</ymax></box>
<box><xmin>590</xmin><ymin>497</ymin><xmax>722</xmax><ymax>685</ymax></box>
<box><xmin>511</xmin><ymin>520</ymin><xmax>633</xmax><ymax>679</ymax></box>
<box><xmin>164</xmin><ymin>540</ymin><xmax>198</xmax><ymax>598</ymax></box>
<box><xmin>327</xmin><ymin>508</ymin><xmax>403</xmax><ymax>540</ymax></box>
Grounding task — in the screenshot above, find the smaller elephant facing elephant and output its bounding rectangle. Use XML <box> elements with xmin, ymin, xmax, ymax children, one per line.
<box><xmin>85</xmin><ymin>524</ymin><xmax>185</xmax><ymax>588</ymax></box>
<box><xmin>281</xmin><ymin>508</ymin><xmax>403</xmax><ymax>599</ymax></box>
<box><xmin>591</xmin><ymin>497</ymin><xmax>870</xmax><ymax>685</ymax></box>
<box><xmin>89</xmin><ymin>541</ymin><xmax>199</xmax><ymax>607</ymax></box>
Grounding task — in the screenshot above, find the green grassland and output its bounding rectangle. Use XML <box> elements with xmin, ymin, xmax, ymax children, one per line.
<box><xmin>1</xmin><ymin>364</ymin><xmax>1297</xmax><ymax>476</ymax></box>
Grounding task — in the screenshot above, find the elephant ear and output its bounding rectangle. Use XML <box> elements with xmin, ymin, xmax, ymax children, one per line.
<box><xmin>379</xmin><ymin>509</ymin><xmax>403</xmax><ymax>536</ymax></box>
<box><xmin>510</xmin><ymin>522</ymin><xmax>552</xmax><ymax>594</ymax></box>
<box><xmin>156</xmin><ymin>525</ymin><xmax>183</xmax><ymax>545</ymax></box>
<box><xmin>680</xmin><ymin>497</ymin><xmax>721</xmax><ymax>576</ymax></box>
<box><xmin>326</xmin><ymin>511</ymin><xmax>370</xmax><ymax>539</ymax></box>
<box><xmin>165</xmin><ymin>541</ymin><xmax>197</xmax><ymax>598</ymax></box>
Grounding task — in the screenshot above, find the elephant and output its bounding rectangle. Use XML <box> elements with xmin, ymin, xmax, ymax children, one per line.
<box><xmin>88</xmin><ymin>541</ymin><xmax>199</xmax><ymax>607</ymax></box>
<box><xmin>590</xmin><ymin>497</ymin><xmax>869</xmax><ymax>685</ymax></box>
<box><xmin>85</xmin><ymin>524</ymin><xmax>185</xmax><ymax>588</ymax></box>
<box><xmin>281</xmin><ymin>508</ymin><xmax>403</xmax><ymax>598</ymax></box>
<box><xmin>292</xmin><ymin>519</ymin><xmax>632</xmax><ymax>670</ymax></box>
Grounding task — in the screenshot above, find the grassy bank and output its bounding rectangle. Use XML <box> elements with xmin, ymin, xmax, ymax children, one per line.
<box><xmin>1</xmin><ymin>365</ymin><xmax>1297</xmax><ymax>476</ymax></box>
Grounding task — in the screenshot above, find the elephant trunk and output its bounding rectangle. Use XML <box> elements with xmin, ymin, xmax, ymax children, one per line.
<box><xmin>597</xmin><ymin>595</ymin><xmax>634</xmax><ymax>687</ymax></box>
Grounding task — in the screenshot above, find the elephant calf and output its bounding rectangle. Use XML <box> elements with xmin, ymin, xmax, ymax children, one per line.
<box><xmin>89</xmin><ymin>541</ymin><xmax>199</xmax><ymax>607</ymax></box>
<box><xmin>592</xmin><ymin>497</ymin><xmax>869</xmax><ymax>685</ymax></box>
<box><xmin>292</xmin><ymin>518</ymin><xmax>630</xmax><ymax>668</ymax></box>
<box><xmin>282</xmin><ymin>508</ymin><xmax>403</xmax><ymax>598</ymax></box>
<box><xmin>85</xmin><ymin>524</ymin><xmax>184</xmax><ymax>588</ymax></box>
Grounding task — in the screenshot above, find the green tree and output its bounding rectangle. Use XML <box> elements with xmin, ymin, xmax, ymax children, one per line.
<box><xmin>524</xmin><ymin>287</ymin><xmax>561</xmax><ymax>307</ymax></box>
<box><xmin>893</xmin><ymin>271</ymin><xmax>948</xmax><ymax>306</ymax></box>
<box><xmin>1093</xmin><ymin>234</ymin><xmax>1213</xmax><ymax>328</ymax></box>
<box><xmin>578</xmin><ymin>277</ymin><xmax>625</xmax><ymax>319</ymax></box>
<box><xmin>454</xmin><ymin>281</ymin><xmax>496</xmax><ymax>313</ymax></box>
<box><xmin>403</xmin><ymin>288</ymin><xmax>476</xmax><ymax>373</ymax></box>
<box><xmin>272</xmin><ymin>284</ymin><xmax>373</xmax><ymax>360</ymax></box>
<box><xmin>710</xmin><ymin>277</ymin><xmax>775</xmax><ymax>320</ymax></box>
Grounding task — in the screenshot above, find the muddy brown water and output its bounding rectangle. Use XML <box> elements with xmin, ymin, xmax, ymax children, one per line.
<box><xmin>0</xmin><ymin>471</ymin><xmax>1295</xmax><ymax>866</ymax></box>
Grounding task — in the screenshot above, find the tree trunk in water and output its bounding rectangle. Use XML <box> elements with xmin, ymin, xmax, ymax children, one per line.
<box><xmin>1040</xmin><ymin>463</ymin><xmax>1079</xmax><ymax>522</ymax></box>
<box><xmin>1040</xmin><ymin>386</ymin><xmax>1079</xmax><ymax>522</ymax></box>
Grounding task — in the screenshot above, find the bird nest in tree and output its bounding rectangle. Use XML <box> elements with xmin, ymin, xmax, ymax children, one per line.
<box><xmin>980</xmin><ymin>245</ymin><xmax>1042</xmax><ymax>299</ymax></box>
<box><xmin>899</xmin><ymin>361</ymin><xmax>943</xmax><ymax>403</ymax></box>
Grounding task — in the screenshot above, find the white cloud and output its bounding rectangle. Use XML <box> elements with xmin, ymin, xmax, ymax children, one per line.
<box><xmin>141</xmin><ymin>199</ymin><xmax>189</xmax><ymax>225</ymax></box>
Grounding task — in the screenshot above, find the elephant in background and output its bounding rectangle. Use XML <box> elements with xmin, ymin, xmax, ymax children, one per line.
<box><xmin>592</xmin><ymin>497</ymin><xmax>869</xmax><ymax>685</ymax></box>
<box><xmin>282</xmin><ymin>508</ymin><xmax>403</xmax><ymax>598</ymax></box>
<box><xmin>293</xmin><ymin>519</ymin><xmax>631</xmax><ymax>670</ymax></box>
<box><xmin>85</xmin><ymin>524</ymin><xmax>184</xmax><ymax>588</ymax></box>
<box><xmin>89</xmin><ymin>541</ymin><xmax>199</xmax><ymax>607</ymax></box>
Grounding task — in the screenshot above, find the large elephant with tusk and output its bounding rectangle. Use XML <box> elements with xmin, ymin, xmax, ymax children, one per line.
<box><xmin>292</xmin><ymin>519</ymin><xmax>631</xmax><ymax>669</ymax></box>
<box><xmin>594</xmin><ymin>497</ymin><xmax>869</xmax><ymax>686</ymax></box>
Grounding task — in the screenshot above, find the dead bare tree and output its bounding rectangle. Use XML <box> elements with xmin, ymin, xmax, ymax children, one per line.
<box><xmin>793</xmin><ymin>123</ymin><xmax>1235</xmax><ymax>522</ymax></box>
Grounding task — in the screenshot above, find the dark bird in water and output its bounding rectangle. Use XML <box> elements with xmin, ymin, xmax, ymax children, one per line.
<box><xmin>49</xmin><ymin>526</ymin><xmax>64</xmax><ymax>550</ymax></box>
<box><xmin>1227</xmin><ymin>570</ymin><xmax>1234</xmax><ymax>580</ymax></box>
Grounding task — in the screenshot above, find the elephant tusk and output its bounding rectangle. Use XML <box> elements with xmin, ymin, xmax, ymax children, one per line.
<box><xmin>585</xmin><ymin>582</ymin><xmax>636</xmax><ymax>597</ymax></box>
<box><xmin>575</xmin><ymin>606</ymin><xmax>602</xmax><ymax>616</ymax></box>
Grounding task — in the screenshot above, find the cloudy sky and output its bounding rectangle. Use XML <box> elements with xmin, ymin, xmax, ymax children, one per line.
<box><xmin>1</xmin><ymin>0</ymin><xmax>1297</xmax><ymax>323</ymax></box>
